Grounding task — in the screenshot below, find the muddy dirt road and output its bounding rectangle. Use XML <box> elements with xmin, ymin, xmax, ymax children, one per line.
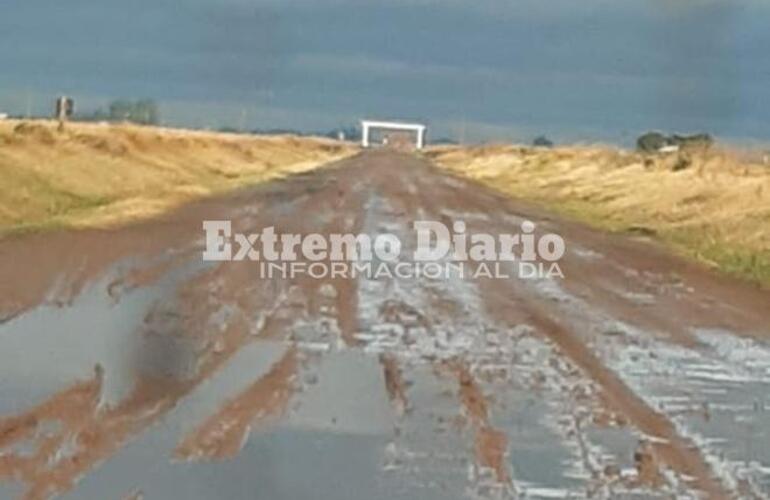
<box><xmin>1</xmin><ymin>150</ymin><xmax>769</xmax><ymax>499</ymax></box>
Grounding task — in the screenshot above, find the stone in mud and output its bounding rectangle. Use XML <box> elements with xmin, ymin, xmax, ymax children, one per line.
<box><xmin>633</xmin><ymin>440</ymin><xmax>664</xmax><ymax>488</ymax></box>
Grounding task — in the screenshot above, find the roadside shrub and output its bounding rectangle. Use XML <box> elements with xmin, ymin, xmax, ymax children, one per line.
<box><xmin>533</xmin><ymin>135</ymin><xmax>554</xmax><ymax>148</ymax></box>
<box><xmin>637</xmin><ymin>132</ymin><xmax>668</xmax><ymax>153</ymax></box>
<box><xmin>637</xmin><ymin>131</ymin><xmax>714</xmax><ymax>153</ymax></box>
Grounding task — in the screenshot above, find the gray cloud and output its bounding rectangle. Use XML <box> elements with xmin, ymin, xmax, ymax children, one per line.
<box><xmin>1</xmin><ymin>0</ymin><xmax>769</xmax><ymax>143</ymax></box>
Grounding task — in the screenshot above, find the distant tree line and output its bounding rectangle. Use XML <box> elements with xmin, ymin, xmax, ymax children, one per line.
<box><xmin>77</xmin><ymin>99</ymin><xmax>160</xmax><ymax>125</ymax></box>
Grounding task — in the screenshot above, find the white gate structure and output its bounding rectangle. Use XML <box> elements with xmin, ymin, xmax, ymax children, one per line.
<box><xmin>361</xmin><ymin>120</ymin><xmax>427</xmax><ymax>150</ymax></box>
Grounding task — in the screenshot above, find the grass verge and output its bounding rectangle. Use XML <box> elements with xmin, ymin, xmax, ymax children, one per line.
<box><xmin>427</xmin><ymin>144</ymin><xmax>770</xmax><ymax>288</ymax></box>
<box><xmin>0</xmin><ymin>120</ymin><xmax>356</xmax><ymax>235</ymax></box>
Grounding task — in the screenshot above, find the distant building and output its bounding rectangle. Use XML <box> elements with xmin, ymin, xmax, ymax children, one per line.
<box><xmin>0</xmin><ymin>112</ymin><xmax>8</xmax><ymax>120</ymax></box>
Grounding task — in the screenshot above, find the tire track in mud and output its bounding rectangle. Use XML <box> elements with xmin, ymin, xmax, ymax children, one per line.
<box><xmin>514</xmin><ymin>297</ymin><xmax>727</xmax><ymax>498</ymax></box>
<box><xmin>159</xmin><ymin>162</ymin><xmax>371</xmax><ymax>462</ymax></box>
<box><xmin>440</xmin><ymin>360</ymin><xmax>512</xmax><ymax>487</ymax></box>
<box><xmin>0</xmin><ymin>376</ymin><xmax>103</xmax><ymax>485</ymax></box>
<box><xmin>471</xmin><ymin>256</ymin><xmax>746</xmax><ymax>499</ymax></box>
<box><xmin>146</xmin><ymin>166</ymin><xmax>370</xmax><ymax>460</ymax></box>
<box><xmin>391</xmin><ymin>158</ymin><xmax>737</xmax><ymax>498</ymax></box>
<box><xmin>0</xmin><ymin>372</ymin><xmax>186</xmax><ymax>500</ymax></box>
<box><xmin>174</xmin><ymin>346</ymin><xmax>299</xmax><ymax>461</ymax></box>
<box><xmin>398</xmin><ymin>156</ymin><xmax>742</xmax><ymax>498</ymax></box>
<box><xmin>380</xmin><ymin>354</ymin><xmax>409</xmax><ymax>418</ymax></box>
<box><xmin>333</xmin><ymin>153</ymin><xmax>704</xmax><ymax>497</ymax></box>
<box><xmin>351</xmin><ymin>162</ymin><xmax>507</xmax><ymax>496</ymax></box>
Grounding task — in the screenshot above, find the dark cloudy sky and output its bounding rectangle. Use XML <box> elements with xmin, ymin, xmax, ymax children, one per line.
<box><xmin>1</xmin><ymin>0</ymin><xmax>769</xmax><ymax>144</ymax></box>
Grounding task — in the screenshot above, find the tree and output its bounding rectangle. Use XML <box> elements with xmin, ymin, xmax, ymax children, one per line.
<box><xmin>134</xmin><ymin>99</ymin><xmax>159</xmax><ymax>125</ymax></box>
<box><xmin>636</xmin><ymin>132</ymin><xmax>668</xmax><ymax>153</ymax></box>
<box><xmin>108</xmin><ymin>99</ymin><xmax>159</xmax><ymax>125</ymax></box>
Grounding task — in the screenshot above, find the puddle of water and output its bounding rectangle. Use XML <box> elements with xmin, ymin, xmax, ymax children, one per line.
<box><xmin>167</xmin><ymin>339</ymin><xmax>291</xmax><ymax>438</ymax></box>
<box><xmin>0</xmin><ymin>258</ymin><xmax>207</xmax><ymax>414</ymax></box>
<box><xmin>287</xmin><ymin>349</ymin><xmax>393</xmax><ymax>435</ymax></box>
<box><xmin>498</xmin><ymin>395</ymin><xmax>584</xmax><ymax>492</ymax></box>
<box><xmin>480</xmin><ymin>335</ymin><xmax>590</xmax><ymax>497</ymax></box>
<box><xmin>62</xmin><ymin>342</ymin><xmax>463</xmax><ymax>500</ymax></box>
<box><xmin>585</xmin><ymin>425</ymin><xmax>639</xmax><ymax>472</ymax></box>
<box><xmin>381</xmin><ymin>365</ymin><xmax>471</xmax><ymax>498</ymax></box>
<box><xmin>0</xmin><ymin>481</ymin><xmax>24</xmax><ymax>499</ymax></box>
<box><xmin>0</xmin><ymin>277</ymin><xmax>157</xmax><ymax>414</ymax></box>
<box><xmin>64</xmin><ymin>427</ymin><xmax>401</xmax><ymax>500</ymax></box>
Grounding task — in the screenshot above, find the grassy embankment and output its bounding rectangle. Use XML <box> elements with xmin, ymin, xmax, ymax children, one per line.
<box><xmin>0</xmin><ymin>120</ymin><xmax>355</xmax><ymax>235</ymax></box>
<box><xmin>427</xmin><ymin>145</ymin><xmax>770</xmax><ymax>287</ymax></box>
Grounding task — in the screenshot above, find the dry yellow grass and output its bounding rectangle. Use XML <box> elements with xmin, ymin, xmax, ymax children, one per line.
<box><xmin>427</xmin><ymin>144</ymin><xmax>770</xmax><ymax>286</ymax></box>
<box><xmin>0</xmin><ymin>120</ymin><xmax>356</xmax><ymax>233</ymax></box>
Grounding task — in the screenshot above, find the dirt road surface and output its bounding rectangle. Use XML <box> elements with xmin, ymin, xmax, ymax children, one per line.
<box><xmin>1</xmin><ymin>151</ymin><xmax>769</xmax><ymax>499</ymax></box>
